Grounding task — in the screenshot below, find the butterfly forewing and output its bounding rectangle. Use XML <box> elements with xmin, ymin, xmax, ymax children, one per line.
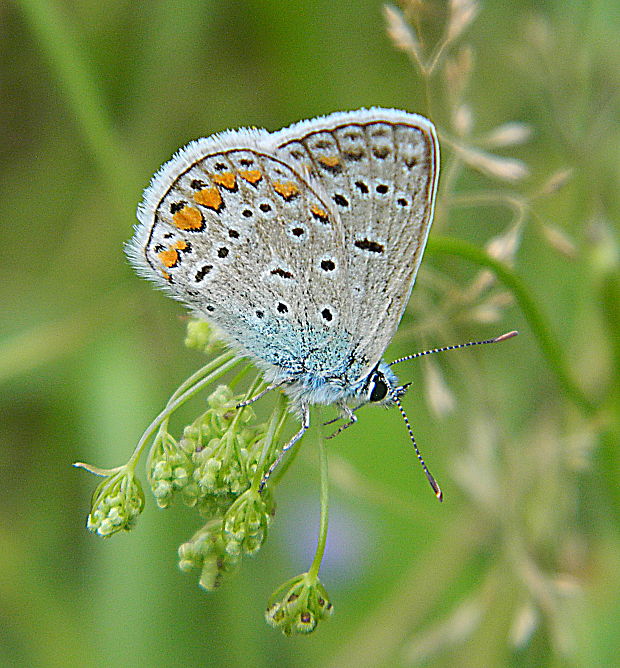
<box><xmin>131</xmin><ymin>139</ymin><xmax>355</xmax><ymax>374</ymax></box>
<box><xmin>273</xmin><ymin>109</ymin><xmax>439</xmax><ymax>380</ymax></box>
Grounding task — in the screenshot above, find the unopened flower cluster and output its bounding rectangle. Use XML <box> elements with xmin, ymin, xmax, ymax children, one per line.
<box><xmin>149</xmin><ymin>383</ymin><xmax>277</xmax><ymax>589</ymax></box>
<box><xmin>80</xmin><ymin>319</ymin><xmax>334</xmax><ymax>635</ymax></box>
<box><xmin>86</xmin><ymin>378</ymin><xmax>279</xmax><ymax>586</ymax></box>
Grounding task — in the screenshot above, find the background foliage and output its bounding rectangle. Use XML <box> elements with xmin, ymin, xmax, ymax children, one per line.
<box><xmin>1</xmin><ymin>0</ymin><xmax>618</xmax><ymax>666</ymax></box>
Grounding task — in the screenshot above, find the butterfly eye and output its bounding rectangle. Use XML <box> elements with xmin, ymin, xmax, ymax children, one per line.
<box><xmin>369</xmin><ymin>375</ymin><xmax>388</xmax><ymax>402</ymax></box>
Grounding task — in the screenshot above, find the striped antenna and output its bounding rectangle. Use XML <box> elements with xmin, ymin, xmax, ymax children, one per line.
<box><xmin>394</xmin><ymin>395</ymin><xmax>443</xmax><ymax>502</ymax></box>
<box><xmin>390</xmin><ymin>330</ymin><xmax>517</xmax><ymax>500</ymax></box>
<box><xmin>389</xmin><ymin>331</ymin><xmax>518</xmax><ymax>367</ymax></box>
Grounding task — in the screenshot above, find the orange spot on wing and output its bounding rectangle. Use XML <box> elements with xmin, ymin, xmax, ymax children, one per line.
<box><xmin>239</xmin><ymin>169</ymin><xmax>262</xmax><ymax>184</ymax></box>
<box><xmin>318</xmin><ymin>155</ymin><xmax>340</xmax><ymax>168</ymax></box>
<box><xmin>172</xmin><ymin>240</ymin><xmax>188</xmax><ymax>251</ymax></box>
<box><xmin>158</xmin><ymin>248</ymin><xmax>179</xmax><ymax>268</ymax></box>
<box><xmin>173</xmin><ymin>205</ymin><xmax>204</xmax><ymax>230</ymax></box>
<box><xmin>273</xmin><ymin>181</ymin><xmax>299</xmax><ymax>200</ymax></box>
<box><xmin>311</xmin><ymin>204</ymin><xmax>329</xmax><ymax>222</ymax></box>
<box><xmin>161</xmin><ymin>270</ymin><xmax>172</xmax><ymax>282</ymax></box>
<box><xmin>211</xmin><ymin>172</ymin><xmax>237</xmax><ymax>190</ymax></box>
<box><xmin>193</xmin><ymin>188</ymin><xmax>223</xmax><ymax>212</ymax></box>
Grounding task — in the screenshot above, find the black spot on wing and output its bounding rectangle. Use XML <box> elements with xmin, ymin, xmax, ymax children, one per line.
<box><xmin>271</xmin><ymin>268</ymin><xmax>294</xmax><ymax>279</ymax></box>
<box><xmin>354</xmin><ymin>239</ymin><xmax>384</xmax><ymax>253</ymax></box>
<box><xmin>195</xmin><ymin>265</ymin><xmax>212</xmax><ymax>282</ymax></box>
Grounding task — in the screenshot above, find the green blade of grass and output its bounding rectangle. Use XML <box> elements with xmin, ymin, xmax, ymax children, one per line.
<box><xmin>427</xmin><ymin>235</ymin><xmax>596</xmax><ymax>415</ymax></box>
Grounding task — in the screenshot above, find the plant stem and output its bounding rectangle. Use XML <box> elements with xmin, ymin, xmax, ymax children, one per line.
<box><xmin>144</xmin><ymin>351</ymin><xmax>240</xmax><ymax>463</ymax></box>
<box><xmin>308</xmin><ymin>414</ymin><xmax>329</xmax><ymax>580</ymax></box>
<box><xmin>125</xmin><ymin>354</ymin><xmax>240</xmax><ymax>469</ymax></box>
<box><xmin>252</xmin><ymin>393</ymin><xmax>288</xmax><ymax>491</ymax></box>
<box><xmin>229</xmin><ymin>375</ymin><xmax>265</xmax><ymax>478</ymax></box>
<box><xmin>168</xmin><ymin>351</ymin><xmax>237</xmax><ymax>405</ymax></box>
<box><xmin>426</xmin><ymin>236</ymin><xmax>596</xmax><ymax>414</ymax></box>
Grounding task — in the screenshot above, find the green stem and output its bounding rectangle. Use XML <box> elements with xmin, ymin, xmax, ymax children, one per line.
<box><xmin>143</xmin><ymin>351</ymin><xmax>239</xmax><ymax>467</ymax></box>
<box><xmin>76</xmin><ymin>354</ymin><xmax>240</xmax><ymax>476</ymax></box>
<box><xmin>229</xmin><ymin>375</ymin><xmax>265</xmax><ymax>478</ymax></box>
<box><xmin>308</xmin><ymin>414</ymin><xmax>329</xmax><ymax>580</ymax></box>
<box><xmin>169</xmin><ymin>352</ymin><xmax>237</xmax><ymax>404</ymax></box>
<box><xmin>125</xmin><ymin>354</ymin><xmax>240</xmax><ymax>469</ymax></box>
<box><xmin>426</xmin><ymin>236</ymin><xmax>596</xmax><ymax>414</ymax></box>
<box><xmin>252</xmin><ymin>393</ymin><xmax>288</xmax><ymax>491</ymax></box>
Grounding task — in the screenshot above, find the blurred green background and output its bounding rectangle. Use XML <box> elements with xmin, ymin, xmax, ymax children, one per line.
<box><xmin>1</xmin><ymin>0</ymin><xmax>619</xmax><ymax>666</ymax></box>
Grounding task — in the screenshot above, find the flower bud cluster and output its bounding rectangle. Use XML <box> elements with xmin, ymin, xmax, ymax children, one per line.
<box><xmin>265</xmin><ymin>574</ymin><xmax>333</xmax><ymax>636</ymax></box>
<box><xmin>223</xmin><ymin>488</ymin><xmax>275</xmax><ymax>557</ymax></box>
<box><xmin>147</xmin><ymin>432</ymin><xmax>198</xmax><ymax>509</ymax></box>
<box><xmin>184</xmin><ymin>320</ymin><xmax>225</xmax><ymax>356</ymax></box>
<box><xmin>177</xmin><ymin>487</ymin><xmax>275</xmax><ymax>589</ymax></box>
<box><xmin>146</xmin><ymin>385</ymin><xmax>273</xmax><ymax>513</ymax></box>
<box><xmin>183</xmin><ymin>386</ymin><xmax>269</xmax><ymax>502</ymax></box>
<box><xmin>143</xmin><ymin>383</ymin><xmax>279</xmax><ymax>590</ymax></box>
<box><xmin>178</xmin><ymin>519</ymin><xmax>239</xmax><ymax>590</ymax></box>
<box><xmin>86</xmin><ymin>469</ymin><xmax>145</xmax><ymax>537</ymax></box>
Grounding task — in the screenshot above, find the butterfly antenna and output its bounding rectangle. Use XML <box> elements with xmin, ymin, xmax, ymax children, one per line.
<box><xmin>388</xmin><ymin>330</ymin><xmax>518</xmax><ymax>367</ymax></box>
<box><xmin>394</xmin><ymin>395</ymin><xmax>443</xmax><ymax>502</ymax></box>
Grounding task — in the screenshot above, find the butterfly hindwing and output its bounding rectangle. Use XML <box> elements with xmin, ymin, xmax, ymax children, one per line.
<box><xmin>273</xmin><ymin>109</ymin><xmax>439</xmax><ymax>380</ymax></box>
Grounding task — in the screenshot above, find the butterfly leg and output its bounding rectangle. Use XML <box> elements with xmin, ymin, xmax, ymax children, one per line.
<box><xmin>236</xmin><ymin>378</ymin><xmax>296</xmax><ymax>408</ymax></box>
<box><xmin>326</xmin><ymin>403</ymin><xmax>357</xmax><ymax>439</ymax></box>
<box><xmin>259</xmin><ymin>404</ymin><xmax>310</xmax><ymax>491</ymax></box>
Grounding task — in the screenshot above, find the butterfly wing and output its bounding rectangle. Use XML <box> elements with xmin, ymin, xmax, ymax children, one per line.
<box><xmin>272</xmin><ymin>108</ymin><xmax>439</xmax><ymax>380</ymax></box>
<box><xmin>128</xmin><ymin>130</ymin><xmax>358</xmax><ymax>378</ymax></box>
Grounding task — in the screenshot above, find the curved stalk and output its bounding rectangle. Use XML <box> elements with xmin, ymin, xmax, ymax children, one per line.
<box><xmin>426</xmin><ymin>236</ymin><xmax>595</xmax><ymax>414</ymax></box>
<box><xmin>308</xmin><ymin>414</ymin><xmax>329</xmax><ymax>580</ymax></box>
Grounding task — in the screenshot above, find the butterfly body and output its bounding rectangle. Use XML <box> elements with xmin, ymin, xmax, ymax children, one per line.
<box><xmin>128</xmin><ymin>107</ymin><xmax>439</xmax><ymax>427</ymax></box>
<box><xmin>269</xmin><ymin>360</ymin><xmax>401</xmax><ymax>409</ymax></box>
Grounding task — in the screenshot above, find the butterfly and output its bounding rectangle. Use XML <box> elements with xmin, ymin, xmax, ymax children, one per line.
<box><xmin>128</xmin><ymin>108</ymin><xmax>515</xmax><ymax>497</ymax></box>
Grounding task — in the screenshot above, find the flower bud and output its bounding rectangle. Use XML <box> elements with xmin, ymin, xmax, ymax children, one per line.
<box><xmin>184</xmin><ymin>320</ymin><xmax>225</xmax><ymax>355</ymax></box>
<box><xmin>223</xmin><ymin>489</ymin><xmax>274</xmax><ymax>556</ymax></box>
<box><xmin>178</xmin><ymin>519</ymin><xmax>240</xmax><ymax>590</ymax></box>
<box><xmin>86</xmin><ymin>469</ymin><xmax>144</xmax><ymax>537</ymax></box>
<box><xmin>147</xmin><ymin>432</ymin><xmax>195</xmax><ymax>509</ymax></box>
<box><xmin>265</xmin><ymin>574</ymin><xmax>333</xmax><ymax>636</ymax></box>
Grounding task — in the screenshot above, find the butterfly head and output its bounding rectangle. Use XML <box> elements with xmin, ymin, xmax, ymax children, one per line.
<box><xmin>362</xmin><ymin>362</ymin><xmax>409</xmax><ymax>407</ymax></box>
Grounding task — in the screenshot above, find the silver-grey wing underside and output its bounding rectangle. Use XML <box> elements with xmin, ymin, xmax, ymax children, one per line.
<box><xmin>128</xmin><ymin>108</ymin><xmax>438</xmax><ymax>386</ymax></box>
<box><xmin>272</xmin><ymin>109</ymin><xmax>439</xmax><ymax>380</ymax></box>
<box><xmin>128</xmin><ymin>133</ymin><xmax>359</xmax><ymax>377</ymax></box>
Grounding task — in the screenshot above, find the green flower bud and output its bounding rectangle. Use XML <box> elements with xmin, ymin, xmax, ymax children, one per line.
<box><xmin>178</xmin><ymin>519</ymin><xmax>240</xmax><ymax>590</ymax></box>
<box><xmin>223</xmin><ymin>489</ymin><xmax>274</xmax><ymax>556</ymax></box>
<box><xmin>152</xmin><ymin>479</ymin><xmax>173</xmax><ymax>505</ymax></box>
<box><xmin>265</xmin><ymin>574</ymin><xmax>333</xmax><ymax>636</ymax></box>
<box><xmin>189</xmin><ymin>405</ymin><xmax>268</xmax><ymax>498</ymax></box>
<box><xmin>184</xmin><ymin>319</ymin><xmax>225</xmax><ymax>355</ymax></box>
<box><xmin>86</xmin><ymin>469</ymin><xmax>145</xmax><ymax>537</ymax></box>
<box><xmin>207</xmin><ymin>385</ymin><xmax>237</xmax><ymax>413</ymax></box>
<box><xmin>144</xmin><ymin>383</ymin><xmax>275</xmax><ymax>523</ymax></box>
<box><xmin>147</xmin><ymin>432</ymin><xmax>195</xmax><ymax>509</ymax></box>
<box><xmin>196</xmin><ymin>492</ymin><xmax>238</xmax><ymax>519</ymax></box>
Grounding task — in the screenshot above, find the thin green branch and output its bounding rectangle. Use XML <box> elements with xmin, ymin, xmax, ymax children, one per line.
<box><xmin>75</xmin><ymin>353</ymin><xmax>240</xmax><ymax>477</ymax></box>
<box><xmin>426</xmin><ymin>236</ymin><xmax>596</xmax><ymax>414</ymax></box>
<box><xmin>126</xmin><ymin>354</ymin><xmax>240</xmax><ymax>469</ymax></box>
<box><xmin>252</xmin><ymin>393</ymin><xmax>288</xmax><ymax>492</ymax></box>
<box><xmin>308</xmin><ymin>413</ymin><xmax>329</xmax><ymax>580</ymax></box>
